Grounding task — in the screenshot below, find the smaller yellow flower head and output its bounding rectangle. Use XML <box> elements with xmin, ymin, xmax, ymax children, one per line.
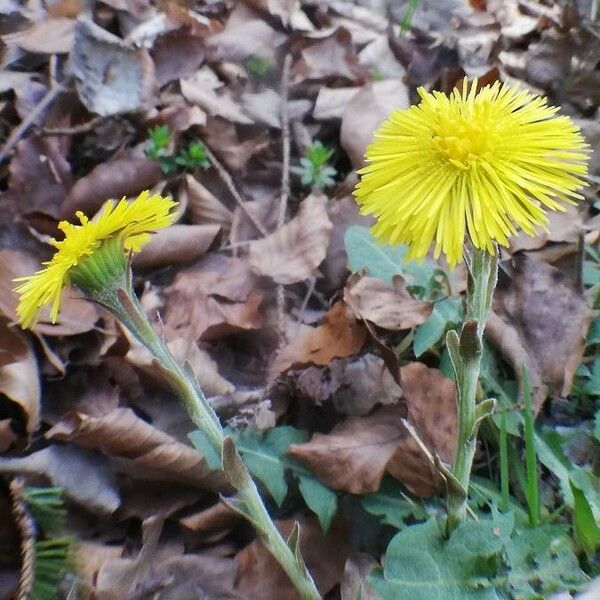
<box><xmin>15</xmin><ymin>191</ymin><xmax>178</xmax><ymax>329</ymax></box>
<box><xmin>354</xmin><ymin>80</ymin><xmax>589</xmax><ymax>266</ymax></box>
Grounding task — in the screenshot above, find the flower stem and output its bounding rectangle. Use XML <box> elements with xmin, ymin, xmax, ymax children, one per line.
<box><xmin>446</xmin><ymin>246</ymin><xmax>498</xmax><ymax>533</ymax></box>
<box><xmin>75</xmin><ymin>254</ymin><xmax>320</xmax><ymax>600</ymax></box>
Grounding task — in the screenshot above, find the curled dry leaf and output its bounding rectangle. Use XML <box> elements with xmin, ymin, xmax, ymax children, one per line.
<box><xmin>344</xmin><ymin>272</ymin><xmax>433</xmax><ymax>330</ymax></box>
<box><xmin>271</xmin><ymin>301</ymin><xmax>367</xmax><ymax>380</ymax></box>
<box><xmin>182</xmin><ymin>174</ymin><xmax>232</xmax><ymax>228</ymax></box>
<box><xmin>488</xmin><ymin>255</ymin><xmax>596</xmax><ymax>412</ymax></box>
<box><xmin>289</xmin><ymin>363</ymin><xmax>456</xmax><ymax>497</ymax></box>
<box><xmin>164</xmin><ymin>254</ymin><xmax>264</xmax><ymax>342</ymax></box>
<box><xmin>45</xmin><ymin>408</ymin><xmax>228</xmax><ymax>491</ymax></box>
<box><xmin>61</xmin><ymin>156</ymin><xmax>163</xmax><ymax>217</ymax></box>
<box><xmin>0</xmin><ymin>248</ymin><xmax>98</xmax><ymax>336</ymax></box>
<box><xmin>151</xmin><ymin>28</ymin><xmax>205</xmax><ymax>87</ymax></box>
<box><xmin>387</xmin><ymin>362</ymin><xmax>457</xmax><ymax>498</ymax></box>
<box><xmin>0</xmin><ymin>445</ymin><xmax>121</xmax><ymax>514</ymax></box>
<box><xmin>248</xmin><ymin>192</ymin><xmax>333</xmax><ymax>284</ymax></box>
<box><xmin>340</xmin><ymin>554</ymin><xmax>379</xmax><ymax>600</ymax></box>
<box><xmin>181</xmin><ymin>66</ymin><xmax>253</xmax><ymax>125</ymax></box>
<box><xmin>235</xmin><ymin>517</ymin><xmax>350</xmax><ymax>600</ymax></box>
<box><xmin>133</xmin><ymin>224</ymin><xmax>221</xmax><ymax>269</ymax></box>
<box><xmin>0</xmin><ymin>319</ymin><xmax>40</xmax><ymax>434</ymax></box>
<box><xmin>340</xmin><ymin>79</ymin><xmax>410</xmax><ymax>168</ymax></box>
<box><xmin>70</xmin><ymin>16</ymin><xmax>155</xmax><ymax>116</ymax></box>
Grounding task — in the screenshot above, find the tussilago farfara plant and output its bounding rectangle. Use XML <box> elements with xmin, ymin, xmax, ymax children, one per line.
<box><xmin>14</xmin><ymin>191</ymin><xmax>321</xmax><ymax>600</ymax></box>
<box><xmin>354</xmin><ymin>79</ymin><xmax>589</xmax><ymax>531</ymax></box>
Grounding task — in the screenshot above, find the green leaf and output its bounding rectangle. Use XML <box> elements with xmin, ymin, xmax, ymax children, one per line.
<box><xmin>413</xmin><ymin>297</ymin><xmax>462</xmax><ymax>357</ymax></box>
<box><xmin>587</xmin><ymin>315</ymin><xmax>600</xmax><ymax>344</ymax></box>
<box><xmin>344</xmin><ymin>226</ymin><xmax>437</xmax><ymax>290</ymax></box>
<box><xmin>226</xmin><ymin>426</ymin><xmax>338</xmax><ymax>531</ymax></box>
<box><xmin>503</xmin><ymin>524</ymin><xmax>588</xmax><ymax>599</ymax></box>
<box><xmin>582</xmin><ymin>357</ymin><xmax>600</xmax><ymax>396</ymax></box>
<box><xmin>571</xmin><ymin>479</ymin><xmax>600</xmax><ymax>558</ymax></box>
<box><xmin>360</xmin><ymin>478</ymin><xmax>427</xmax><ymax>528</ymax></box>
<box><xmin>369</xmin><ymin>513</ymin><xmax>513</xmax><ymax>599</ymax></box>
<box><xmin>188</xmin><ymin>430</ymin><xmax>221</xmax><ymax>470</ymax></box>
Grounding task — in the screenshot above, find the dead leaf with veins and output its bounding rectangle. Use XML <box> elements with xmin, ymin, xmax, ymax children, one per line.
<box><xmin>70</xmin><ymin>16</ymin><xmax>155</xmax><ymax>116</ymax></box>
<box><xmin>248</xmin><ymin>192</ymin><xmax>333</xmax><ymax>284</ymax></box>
<box><xmin>164</xmin><ymin>254</ymin><xmax>265</xmax><ymax>342</ymax></box>
<box><xmin>45</xmin><ymin>407</ymin><xmax>228</xmax><ymax>491</ymax></box>
<box><xmin>344</xmin><ymin>272</ymin><xmax>433</xmax><ymax>331</ymax></box>
<box><xmin>271</xmin><ymin>301</ymin><xmax>367</xmax><ymax>380</ymax></box>
<box><xmin>488</xmin><ymin>255</ymin><xmax>596</xmax><ymax>412</ymax></box>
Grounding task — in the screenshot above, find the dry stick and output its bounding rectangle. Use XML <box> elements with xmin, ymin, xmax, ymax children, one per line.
<box><xmin>204</xmin><ymin>145</ymin><xmax>268</xmax><ymax>237</ymax></box>
<box><xmin>276</xmin><ymin>53</ymin><xmax>293</xmax><ymax>341</ymax></box>
<box><xmin>40</xmin><ymin>115</ymin><xmax>105</xmax><ymax>136</ymax></box>
<box><xmin>0</xmin><ymin>78</ymin><xmax>70</xmax><ymax>163</ymax></box>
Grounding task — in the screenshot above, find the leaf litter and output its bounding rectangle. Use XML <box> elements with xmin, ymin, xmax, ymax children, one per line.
<box><xmin>0</xmin><ymin>0</ymin><xmax>598</xmax><ymax>598</ymax></box>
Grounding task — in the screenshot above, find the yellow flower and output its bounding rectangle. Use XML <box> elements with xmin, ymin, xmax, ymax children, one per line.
<box><xmin>15</xmin><ymin>191</ymin><xmax>178</xmax><ymax>329</ymax></box>
<box><xmin>354</xmin><ymin>80</ymin><xmax>589</xmax><ymax>266</ymax></box>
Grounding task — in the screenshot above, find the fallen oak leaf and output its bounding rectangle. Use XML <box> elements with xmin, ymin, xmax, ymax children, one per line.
<box><xmin>45</xmin><ymin>408</ymin><xmax>228</xmax><ymax>492</ymax></box>
<box><xmin>248</xmin><ymin>192</ymin><xmax>333</xmax><ymax>285</ymax></box>
<box><xmin>344</xmin><ymin>272</ymin><xmax>433</xmax><ymax>330</ymax></box>
<box><xmin>270</xmin><ymin>301</ymin><xmax>367</xmax><ymax>380</ymax></box>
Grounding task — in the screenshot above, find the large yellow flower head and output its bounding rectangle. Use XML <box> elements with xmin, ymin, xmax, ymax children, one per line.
<box><xmin>15</xmin><ymin>191</ymin><xmax>178</xmax><ymax>329</ymax></box>
<box><xmin>354</xmin><ymin>80</ymin><xmax>589</xmax><ymax>266</ymax></box>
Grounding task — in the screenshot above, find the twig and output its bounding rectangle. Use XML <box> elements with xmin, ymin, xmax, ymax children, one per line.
<box><xmin>0</xmin><ymin>78</ymin><xmax>70</xmax><ymax>164</ymax></box>
<box><xmin>9</xmin><ymin>478</ymin><xmax>35</xmax><ymax>600</ymax></box>
<box><xmin>276</xmin><ymin>53</ymin><xmax>293</xmax><ymax>341</ymax></box>
<box><xmin>40</xmin><ymin>115</ymin><xmax>105</xmax><ymax>136</ymax></box>
<box><xmin>204</xmin><ymin>145</ymin><xmax>268</xmax><ymax>237</ymax></box>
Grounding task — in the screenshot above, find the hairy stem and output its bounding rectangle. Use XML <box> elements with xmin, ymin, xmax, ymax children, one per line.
<box><xmin>446</xmin><ymin>246</ymin><xmax>498</xmax><ymax>533</ymax></box>
<box><xmin>78</xmin><ymin>257</ymin><xmax>320</xmax><ymax>600</ymax></box>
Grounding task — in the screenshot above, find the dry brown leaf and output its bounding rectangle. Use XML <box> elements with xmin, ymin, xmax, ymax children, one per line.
<box><xmin>179</xmin><ymin>500</ymin><xmax>238</xmax><ymax>535</ymax></box>
<box><xmin>231</xmin><ymin>195</ymin><xmax>278</xmax><ymax>244</ymax></box>
<box><xmin>61</xmin><ymin>156</ymin><xmax>163</xmax><ymax>217</ymax></box>
<box><xmin>0</xmin><ymin>248</ymin><xmax>98</xmax><ymax>336</ymax></box>
<box><xmin>0</xmin><ymin>420</ymin><xmax>17</xmax><ymax>453</ymax></box>
<box><xmin>181</xmin><ymin>66</ymin><xmax>253</xmax><ymax>125</ymax></box>
<box><xmin>344</xmin><ymin>272</ymin><xmax>433</xmax><ymax>330</ymax></box>
<box><xmin>126</xmin><ymin>333</ymin><xmax>235</xmax><ymax>396</ymax></box>
<box><xmin>8</xmin><ymin>134</ymin><xmax>71</xmax><ymax>218</ymax></box>
<box><xmin>489</xmin><ymin>255</ymin><xmax>596</xmax><ymax>411</ymax></box>
<box><xmin>207</xmin><ymin>4</ymin><xmax>285</xmax><ymax>62</ymax></box>
<box><xmin>202</xmin><ymin>117</ymin><xmax>269</xmax><ymax>172</ymax></box>
<box><xmin>248</xmin><ymin>192</ymin><xmax>333</xmax><ymax>284</ymax></box>
<box><xmin>182</xmin><ymin>174</ymin><xmax>232</xmax><ymax>228</ymax></box>
<box><xmin>164</xmin><ymin>254</ymin><xmax>264</xmax><ymax>342</ymax></box>
<box><xmin>340</xmin><ymin>79</ymin><xmax>409</xmax><ymax>168</ymax></box>
<box><xmin>3</xmin><ymin>17</ymin><xmax>75</xmax><ymax>54</ymax></box>
<box><xmin>293</xmin><ymin>27</ymin><xmax>366</xmax><ymax>84</ymax></box>
<box><xmin>133</xmin><ymin>224</ymin><xmax>220</xmax><ymax>269</ymax></box>
<box><xmin>509</xmin><ymin>204</ymin><xmax>587</xmax><ymax>253</ymax></box>
<box><xmin>313</xmin><ymin>87</ymin><xmax>360</xmax><ymax>120</ymax></box>
<box><xmin>45</xmin><ymin>408</ymin><xmax>227</xmax><ymax>491</ymax></box>
<box><xmin>242</xmin><ymin>0</ymin><xmax>313</xmax><ymax>29</ymax></box>
<box><xmin>289</xmin><ymin>363</ymin><xmax>456</xmax><ymax>497</ymax></box>
<box><xmin>0</xmin><ymin>445</ymin><xmax>121</xmax><ymax>514</ymax></box>
<box><xmin>387</xmin><ymin>362</ymin><xmax>457</xmax><ymax>497</ymax></box>
<box><xmin>235</xmin><ymin>517</ymin><xmax>349</xmax><ymax>600</ymax></box>
<box><xmin>289</xmin><ymin>404</ymin><xmax>405</xmax><ymax>494</ymax></box>
<box><xmin>340</xmin><ymin>554</ymin><xmax>379</xmax><ymax>600</ymax></box>
<box><xmin>0</xmin><ymin>319</ymin><xmax>40</xmax><ymax>435</ymax></box>
<box><xmin>271</xmin><ymin>301</ymin><xmax>367</xmax><ymax>379</ymax></box>
<box><xmin>332</xmin><ymin>354</ymin><xmax>403</xmax><ymax>416</ymax></box>
<box><xmin>151</xmin><ymin>28</ymin><xmax>205</xmax><ymax>87</ymax></box>
<box><xmin>70</xmin><ymin>16</ymin><xmax>155</xmax><ymax>115</ymax></box>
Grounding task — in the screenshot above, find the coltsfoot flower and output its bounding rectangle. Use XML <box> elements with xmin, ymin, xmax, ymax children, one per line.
<box><xmin>15</xmin><ymin>191</ymin><xmax>178</xmax><ymax>328</ymax></box>
<box><xmin>354</xmin><ymin>80</ymin><xmax>589</xmax><ymax>266</ymax></box>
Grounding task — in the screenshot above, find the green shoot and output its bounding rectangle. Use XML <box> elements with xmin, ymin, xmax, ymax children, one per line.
<box><xmin>144</xmin><ymin>125</ymin><xmax>176</xmax><ymax>174</ymax></box>
<box><xmin>299</xmin><ymin>141</ymin><xmax>337</xmax><ymax>190</ymax></box>
<box><xmin>175</xmin><ymin>140</ymin><xmax>210</xmax><ymax>170</ymax></box>
<box><xmin>30</xmin><ymin>538</ymin><xmax>71</xmax><ymax>600</ymax></box>
<box><xmin>499</xmin><ymin>411</ymin><xmax>510</xmax><ymax>512</ymax></box>
<box><xmin>23</xmin><ymin>487</ymin><xmax>66</xmax><ymax>535</ymax></box>
<box><xmin>399</xmin><ymin>0</ymin><xmax>420</xmax><ymax>36</ymax></box>
<box><xmin>245</xmin><ymin>55</ymin><xmax>273</xmax><ymax>77</ymax></box>
<box><xmin>522</xmin><ymin>368</ymin><xmax>540</xmax><ymax>527</ymax></box>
